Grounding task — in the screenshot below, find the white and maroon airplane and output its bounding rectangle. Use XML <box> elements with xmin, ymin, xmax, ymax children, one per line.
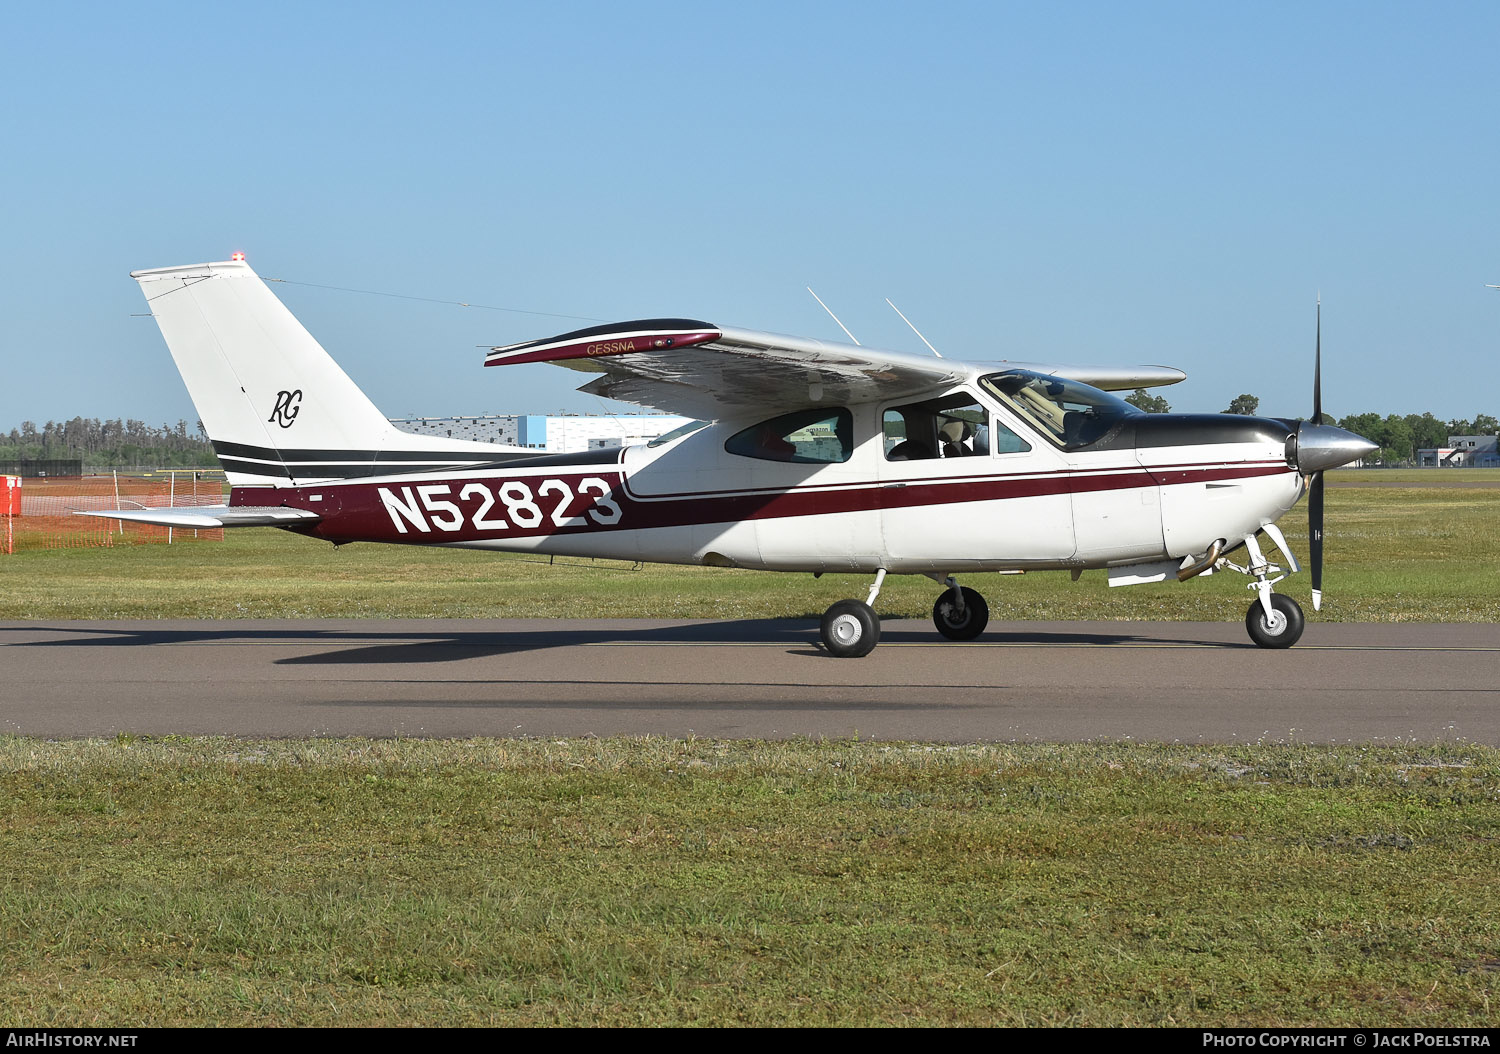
<box><xmin>94</xmin><ymin>257</ymin><xmax>1375</xmax><ymax>657</ymax></box>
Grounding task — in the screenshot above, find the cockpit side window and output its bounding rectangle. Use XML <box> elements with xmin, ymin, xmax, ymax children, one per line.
<box><xmin>989</xmin><ymin>417</ymin><xmax>1030</xmax><ymax>454</ymax></box>
<box><xmin>979</xmin><ymin>370</ymin><xmax>1141</xmax><ymax>451</ymax></box>
<box><xmin>883</xmin><ymin>392</ymin><xmax>1029</xmax><ymax>460</ymax></box>
<box><xmin>724</xmin><ymin>408</ymin><xmax>853</xmax><ymax>464</ymax></box>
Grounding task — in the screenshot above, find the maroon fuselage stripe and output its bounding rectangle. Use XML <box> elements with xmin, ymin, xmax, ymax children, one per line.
<box><xmin>230</xmin><ymin>461</ymin><xmax>1293</xmax><ymax>546</ymax></box>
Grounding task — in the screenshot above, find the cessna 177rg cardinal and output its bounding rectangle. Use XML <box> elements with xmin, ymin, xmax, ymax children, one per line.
<box><xmin>93</xmin><ymin>257</ymin><xmax>1376</xmax><ymax>657</ymax></box>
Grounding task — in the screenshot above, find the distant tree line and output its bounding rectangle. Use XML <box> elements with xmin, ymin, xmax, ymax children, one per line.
<box><xmin>1335</xmin><ymin>412</ymin><xmax>1498</xmax><ymax>466</ymax></box>
<box><xmin>1123</xmin><ymin>390</ymin><xmax>1497</xmax><ymax>466</ymax></box>
<box><xmin>0</xmin><ymin>417</ymin><xmax>215</xmax><ymax>468</ymax></box>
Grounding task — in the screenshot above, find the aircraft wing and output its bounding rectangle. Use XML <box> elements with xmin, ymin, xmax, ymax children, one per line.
<box><xmin>1035</xmin><ymin>363</ymin><xmax>1187</xmax><ymax>391</ymax></box>
<box><xmin>486</xmin><ymin>319</ymin><xmax>1184</xmax><ymax>418</ymax></box>
<box><xmin>74</xmin><ymin>506</ymin><xmax>322</xmax><ymax>529</ymax></box>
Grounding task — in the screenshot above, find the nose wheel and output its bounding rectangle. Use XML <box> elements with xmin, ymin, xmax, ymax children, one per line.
<box><xmin>1246</xmin><ymin>594</ymin><xmax>1304</xmax><ymax>649</ymax></box>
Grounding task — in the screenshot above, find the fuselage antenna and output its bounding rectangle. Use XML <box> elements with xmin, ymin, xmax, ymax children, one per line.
<box><xmin>885</xmin><ymin>297</ymin><xmax>942</xmax><ymax>358</ymax></box>
<box><xmin>806</xmin><ymin>287</ymin><xmax>860</xmax><ymax>345</ymax></box>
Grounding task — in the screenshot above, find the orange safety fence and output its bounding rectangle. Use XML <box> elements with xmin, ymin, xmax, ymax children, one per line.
<box><xmin>2</xmin><ymin>474</ymin><xmax>225</xmax><ymax>554</ymax></box>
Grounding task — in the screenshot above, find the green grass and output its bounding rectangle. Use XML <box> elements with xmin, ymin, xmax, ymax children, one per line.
<box><xmin>2</xmin><ymin>473</ymin><xmax>1497</xmax><ymax>621</ymax></box>
<box><xmin>1334</xmin><ymin>468</ymin><xmax>1500</xmax><ymax>483</ymax></box>
<box><xmin>2</xmin><ymin>737</ymin><xmax>1497</xmax><ymax>1026</ymax></box>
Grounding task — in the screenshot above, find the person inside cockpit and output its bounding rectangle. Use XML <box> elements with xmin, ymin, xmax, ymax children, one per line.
<box><xmin>939</xmin><ymin>418</ymin><xmax>973</xmax><ymax>458</ymax></box>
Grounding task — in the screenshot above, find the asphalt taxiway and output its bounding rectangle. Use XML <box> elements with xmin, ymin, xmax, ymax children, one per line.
<box><xmin>2</xmin><ymin>619</ymin><xmax>1496</xmax><ymax>743</ymax></box>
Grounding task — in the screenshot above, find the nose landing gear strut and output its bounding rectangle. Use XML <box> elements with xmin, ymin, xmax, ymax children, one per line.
<box><xmin>1221</xmin><ymin>528</ymin><xmax>1305</xmax><ymax>649</ymax></box>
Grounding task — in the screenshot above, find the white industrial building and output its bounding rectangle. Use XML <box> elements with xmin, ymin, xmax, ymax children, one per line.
<box><xmin>390</xmin><ymin>413</ymin><xmax>692</xmax><ymax>453</ymax></box>
<box><xmin>1417</xmin><ymin>435</ymin><xmax>1500</xmax><ymax>468</ymax></box>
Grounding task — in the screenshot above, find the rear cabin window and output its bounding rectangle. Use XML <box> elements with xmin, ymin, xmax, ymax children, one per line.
<box><xmin>725</xmin><ymin>408</ymin><xmax>853</xmax><ymax>464</ymax></box>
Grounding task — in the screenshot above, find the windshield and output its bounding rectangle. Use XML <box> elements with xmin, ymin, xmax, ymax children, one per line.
<box><xmin>979</xmin><ymin>370</ymin><xmax>1141</xmax><ymax>450</ymax></box>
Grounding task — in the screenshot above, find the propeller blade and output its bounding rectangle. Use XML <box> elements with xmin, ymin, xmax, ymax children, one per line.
<box><xmin>1313</xmin><ymin>298</ymin><xmax>1322</xmax><ymax>426</ymax></box>
<box><xmin>1310</xmin><ymin>296</ymin><xmax>1324</xmax><ymax>611</ymax></box>
<box><xmin>1309</xmin><ymin>470</ymin><xmax>1324</xmax><ymax>611</ymax></box>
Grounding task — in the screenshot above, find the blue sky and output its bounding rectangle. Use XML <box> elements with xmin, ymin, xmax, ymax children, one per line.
<box><xmin>2</xmin><ymin>1</ymin><xmax>1496</xmax><ymax>429</ymax></box>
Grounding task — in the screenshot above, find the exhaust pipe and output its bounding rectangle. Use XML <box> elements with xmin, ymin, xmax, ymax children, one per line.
<box><xmin>1178</xmin><ymin>538</ymin><xmax>1226</xmax><ymax>582</ymax></box>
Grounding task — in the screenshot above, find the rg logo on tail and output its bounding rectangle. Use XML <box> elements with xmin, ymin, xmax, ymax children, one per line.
<box><xmin>269</xmin><ymin>389</ymin><xmax>303</xmax><ymax>428</ymax></box>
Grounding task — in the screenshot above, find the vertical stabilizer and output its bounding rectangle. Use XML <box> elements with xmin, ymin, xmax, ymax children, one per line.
<box><xmin>132</xmin><ymin>258</ymin><xmax>517</xmax><ymax>485</ymax></box>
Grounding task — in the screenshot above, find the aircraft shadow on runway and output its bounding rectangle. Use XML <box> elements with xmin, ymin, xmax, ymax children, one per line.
<box><xmin>3</xmin><ymin>620</ymin><xmax>1246</xmax><ymax>665</ymax></box>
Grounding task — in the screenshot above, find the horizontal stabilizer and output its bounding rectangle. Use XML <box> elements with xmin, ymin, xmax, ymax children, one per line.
<box><xmin>74</xmin><ymin>505</ymin><xmax>322</xmax><ymax>529</ymax></box>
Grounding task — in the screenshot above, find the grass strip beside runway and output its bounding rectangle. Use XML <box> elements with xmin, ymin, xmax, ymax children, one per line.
<box><xmin>1</xmin><ymin>736</ymin><xmax>1496</xmax><ymax>1026</ymax></box>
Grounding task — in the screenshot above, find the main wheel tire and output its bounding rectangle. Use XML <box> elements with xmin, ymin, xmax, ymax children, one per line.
<box><xmin>932</xmin><ymin>586</ymin><xmax>990</xmax><ymax>641</ymax></box>
<box><xmin>821</xmin><ymin>599</ymin><xmax>880</xmax><ymax>658</ymax></box>
<box><xmin>1245</xmin><ymin>594</ymin><xmax>1305</xmax><ymax>649</ymax></box>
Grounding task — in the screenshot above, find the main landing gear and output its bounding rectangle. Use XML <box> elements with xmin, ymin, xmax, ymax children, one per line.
<box><xmin>819</xmin><ymin>571</ymin><xmax>992</xmax><ymax>657</ymax></box>
<box><xmin>820</xmin><ymin>599</ymin><xmax>880</xmax><ymax>658</ymax></box>
<box><xmin>819</xmin><ymin>569</ymin><xmax>885</xmax><ymax>658</ymax></box>
<box><xmin>931</xmin><ymin>575</ymin><xmax>989</xmax><ymax>641</ymax></box>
